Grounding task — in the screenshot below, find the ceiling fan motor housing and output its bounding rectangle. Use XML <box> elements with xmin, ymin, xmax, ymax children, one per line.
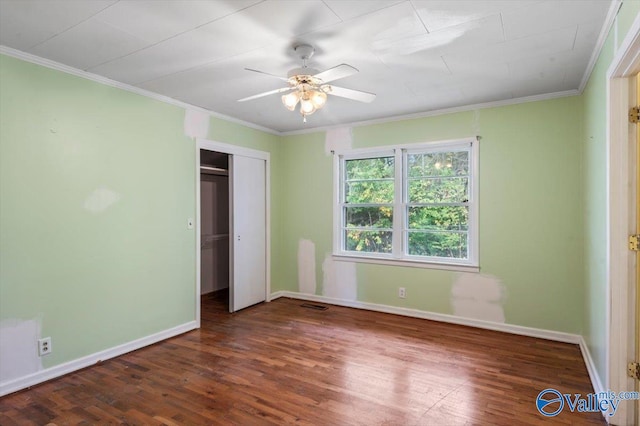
<box><xmin>287</xmin><ymin>67</ymin><xmax>320</xmax><ymax>79</ymax></box>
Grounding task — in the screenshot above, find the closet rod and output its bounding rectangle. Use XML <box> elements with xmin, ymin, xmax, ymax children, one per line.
<box><xmin>200</xmin><ymin>165</ymin><xmax>229</xmax><ymax>176</ymax></box>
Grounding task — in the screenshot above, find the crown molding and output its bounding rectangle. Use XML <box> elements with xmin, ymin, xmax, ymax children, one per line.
<box><xmin>0</xmin><ymin>45</ymin><xmax>281</xmax><ymax>136</ymax></box>
<box><xmin>579</xmin><ymin>0</ymin><xmax>622</xmax><ymax>93</ymax></box>
<box><xmin>280</xmin><ymin>89</ymin><xmax>580</xmax><ymax>136</ymax></box>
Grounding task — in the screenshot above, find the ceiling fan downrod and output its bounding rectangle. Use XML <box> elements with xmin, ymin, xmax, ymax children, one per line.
<box><xmin>294</xmin><ymin>44</ymin><xmax>315</xmax><ymax>69</ymax></box>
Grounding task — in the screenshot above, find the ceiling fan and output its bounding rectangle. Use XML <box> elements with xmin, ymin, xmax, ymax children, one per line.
<box><xmin>238</xmin><ymin>44</ymin><xmax>376</xmax><ymax>122</ymax></box>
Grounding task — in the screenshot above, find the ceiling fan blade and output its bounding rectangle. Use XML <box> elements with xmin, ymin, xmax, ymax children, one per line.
<box><xmin>238</xmin><ymin>87</ymin><xmax>292</xmax><ymax>102</ymax></box>
<box><xmin>244</xmin><ymin>68</ymin><xmax>288</xmax><ymax>81</ymax></box>
<box><xmin>325</xmin><ymin>85</ymin><xmax>376</xmax><ymax>103</ymax></box>
<box><xmin>313</xmin><ymin>64</ymin><xmax>359</xmax><ymax>83</ymax></box>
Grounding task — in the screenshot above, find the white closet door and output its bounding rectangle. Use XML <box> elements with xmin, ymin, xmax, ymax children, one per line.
<box><xmin>230</xmin><ymin>155</ymin><xmax>266</xmax><ymax>312</ymax></box>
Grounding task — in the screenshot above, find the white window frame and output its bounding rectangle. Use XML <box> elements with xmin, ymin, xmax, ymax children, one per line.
<box><xmin>332</xmin><ymin>137</ymin><xmax>479</xmax><ymax>273</ymax></box>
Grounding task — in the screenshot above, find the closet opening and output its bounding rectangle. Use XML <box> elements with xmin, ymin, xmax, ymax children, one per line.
<box><xmin>200</xmin><ymin>149</ymin><xmax>230</xmax><ymax>311</ymax></box>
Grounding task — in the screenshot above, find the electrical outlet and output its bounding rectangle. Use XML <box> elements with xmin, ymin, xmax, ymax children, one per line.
<box><xmin>38</xmin><ymin>337</ymin><xmax>52</xmax><ymax>356</ymax></box>
<box><xmin>398</xmin><ymin>287</ymin><xmax>406</xmax><ymax>298</ymax></box>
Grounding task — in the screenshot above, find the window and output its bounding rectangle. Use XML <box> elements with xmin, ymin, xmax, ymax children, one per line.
<box><xmin>334</xmin><ymin>138</ymin><xmax>478</xmax><ymax>270</ymax></box>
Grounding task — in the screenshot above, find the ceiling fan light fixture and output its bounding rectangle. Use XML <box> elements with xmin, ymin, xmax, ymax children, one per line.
<box><xmin>310</xmin><ymin>90</ymin><xmax>327</xmax><ymax>109</ymax></box>
<box><xmin>300</xmin><ymin>98</ymin><xmax>317</xmax><ymax>115</ymax></box>
<box><xmin>281</xmin><ymin>91</ymin><xmax>299</xmax><ymax>111</ymax></box>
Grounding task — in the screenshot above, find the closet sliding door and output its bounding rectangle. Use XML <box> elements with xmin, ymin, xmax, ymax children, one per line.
<box><xmin>229</xmin><ymin>154</ymin><xmax>266</xmax><ymax>312</ymax></box>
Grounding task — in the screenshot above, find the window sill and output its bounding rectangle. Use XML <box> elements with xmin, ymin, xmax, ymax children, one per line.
<box><xmin>332</xmin><ymin>254</ymin><xmax>480</xmax><ymax>273</ymax></box>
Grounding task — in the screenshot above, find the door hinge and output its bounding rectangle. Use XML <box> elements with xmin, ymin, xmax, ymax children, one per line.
<box><xmin>629</xmin><ymin>234</ymin><xmax>640</xmax><ymax>251</ymax></box>
<box><xmin>630</xmin><ymin>106</ymin><xmax>640</xmax><ymax>123</ymax></box>
<box><xmin>628</xmin><ymin>362</ymin><xmax>640</xmax><ymax>380</ymax></box>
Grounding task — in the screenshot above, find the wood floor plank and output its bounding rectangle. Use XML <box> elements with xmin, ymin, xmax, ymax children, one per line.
<box><xmin>0</xmin><ymin>294</ymin><xmax>606</xmax><ymax>425</ymax></box>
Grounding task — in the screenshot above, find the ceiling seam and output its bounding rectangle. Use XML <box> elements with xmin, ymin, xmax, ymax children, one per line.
<box><xmin>26</xmin><ymin>0</ymin><xmax>120</xmax><ymax>52</ymax></box>
<box><xmin>320</xmin><ymin>1</ymin><xmax>343</xmax><ymax>22</ymax></box>
<box><xmin>409</xmin><ymin>0</ymin><xmax>430</xmax><ymax>33</ymax></box>
<box><xmin>84</xmin><ymin>0</ymin><xmax>268</xmax><ymax>72</ymax></box>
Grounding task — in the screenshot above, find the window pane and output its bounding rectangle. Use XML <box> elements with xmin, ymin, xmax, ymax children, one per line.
<box><xmin>346</xmin><ymin>181</ymin><xmax>394</xmax><ymax>204</ymax></box>
<box><xmin>407</xmin><ymin>151</ymin><xmax>468</xmax><ymax>178</ymax></box>
<box><xmin>408</xmin><ymin>177</ymin><xmax>468</xmax><ymax>203</ymax></box>
<box><xmin>408</xmin><ymin>231</ymin><xmax>468</xmax><ymax>259</ymax></box>
<box><xmin>345</xmin><ymin>230</ymin><xmax>392</xmax><ymax>253</ymax></box>
<box><xmin>408</xmin><ymin>206</ymin><xmax>468</xmax><ymax>231</ymax></box>
<box><xmin>345</xmin><ymin>206</ymin><xmax>393</xmax><ymax>229</ymax></box>
<box><xmin>346</xmin><ymin>157</ymin><xmax>394</xmax><ymax>180</ymax></box>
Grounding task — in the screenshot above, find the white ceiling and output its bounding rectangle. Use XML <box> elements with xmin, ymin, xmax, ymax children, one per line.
<box><xmin>0</xmin><ymin>0</ymin><xmax>612</xmax><ymax>133</ymax></box>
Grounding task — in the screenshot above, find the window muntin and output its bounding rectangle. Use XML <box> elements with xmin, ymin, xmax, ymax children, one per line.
<box><xmin>335</xmin><ymin>139</ymin><xmax>478</xmax><ymax>267</ymax></box>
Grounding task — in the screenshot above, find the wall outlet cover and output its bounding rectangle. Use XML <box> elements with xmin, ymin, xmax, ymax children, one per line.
<box><xmin>38</xmin><ymin>337</ymin><xmax>52</xmax><ymax>356</ymax></box>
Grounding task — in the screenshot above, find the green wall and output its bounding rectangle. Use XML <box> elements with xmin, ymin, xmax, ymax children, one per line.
<box><xmin>0</xmin><ymin>54</ymin><xmax>280</xmax><ymax>374</ymax></box>
<box><xmin>279</xmin><ymin>96</ymin><xmax>585</xmax><ymax>333</ymax></box>
<box><xmin>3</xmin><ymin>1</ymin><xmax>639</xmax><ymax>388</ymax></box>
<box><xmin>582</xmin><ymin>0</ymin><xmax>640</xmax><ymax>385</ymax></box>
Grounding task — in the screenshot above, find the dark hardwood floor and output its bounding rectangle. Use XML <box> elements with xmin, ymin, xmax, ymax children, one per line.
<box><xmin>0</xmin><ymin>293</ymin><xmax>605</xmax><ymax>425</ymax></box>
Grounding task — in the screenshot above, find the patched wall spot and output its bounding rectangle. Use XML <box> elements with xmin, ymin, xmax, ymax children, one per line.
<box><xmin>451</xmin><ymin>273</ymin><xmax>506</xmax><ymax>323</ymax></box>
<box><xmin>0</xmin><ymin>318</ymin><xmax>43</xmax><ymax>383</ymax></box>
<box><xmin>298</xmin><ymin>239</ymin><xmax>317</xmax><ymax>294</ymax></box>
<box><xmin>322</xmin><ymin>255</ymin><xmax>357</xmax><ymax>300</ymax></box>
<box><xmin>83</xmin><ymin>187</ymin><xmax>120</xmax><ymax>214</ymax></box>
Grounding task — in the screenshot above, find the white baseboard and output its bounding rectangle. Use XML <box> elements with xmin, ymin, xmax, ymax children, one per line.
<box><xmin>578</xmin><ymin>336</ymin><xmax>605</xmax><ymax>394</ymax></box>
<box><xmin>0</xmin><ymin>320</ymin><xmax>198</xmax><ymax>397</ymax></box>
<box><xmin>271</xmin><ymin>291</ymin><xmax>582</xmax><ymax>344</ymax></box>
<box><xmin>269</xmin><ymin>290</ymin><xmax>286</xmax><ymax>300</ymax></box>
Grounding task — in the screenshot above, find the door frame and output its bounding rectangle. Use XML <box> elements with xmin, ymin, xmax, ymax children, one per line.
<box><xmin>607</xmin><ymin>13</ymin><xmax>640</xmax><ymax>425</ymax></box>
<box><xmin>195</xmin><ymin>138</ymin><xmax>271</xmax><ymax>325</ymax></box>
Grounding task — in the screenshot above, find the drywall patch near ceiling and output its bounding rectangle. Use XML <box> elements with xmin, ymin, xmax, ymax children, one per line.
<box><xmin>83</xmin><ymin>186</ymin><xmax>120</xmax><ymax>214</ymax></box>
<box><xmin>325</xmin><ymin>127</ymin><xmax>352</xmax><ymax>156</ymax></box>
<box><xmin>298</xmin><ymin>239</ymin><xmax>317</xmax><ymax>294</ymax></box>
<box><xmin>0</xmin><ymin>318</ymin><xmax>42</xmax><ymax>383</ymax></box>
<box><xmin>184</xmin><ymin>109</ymin><xmax>210</xmax><ymax>140</ymax></box>
<box><xmin>451</xmin><ymin>273</ymin><xmax>506</xmax><ymax>323</ymax></box>
<box><xmin>471</xmin><ymin>109</ymin><xmax>481</xmax><ymax>135</ymax></box>
<box><xmin>322</xmin><ymin>255</ymin><xmax>357</xmax><ymax>300</ymax></box>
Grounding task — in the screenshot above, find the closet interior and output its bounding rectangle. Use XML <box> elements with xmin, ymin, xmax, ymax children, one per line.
<box><xmin>200</xmin><ymin>150</ymin><xmax>230</xmax><ymax>305</ymax></box>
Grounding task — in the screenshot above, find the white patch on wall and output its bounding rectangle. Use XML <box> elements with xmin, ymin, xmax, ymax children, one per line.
<box><xmin>322</xmin><ymin>255</ymin><xmax>357</xmax><ymax>300</ymax></box>
<box><xmin>0</xmin><ymin>318</ymin><xmax>42</xmax><ymax>383</ymax></box>
<box><xmin>325</xmin><ymin>127</ymin><xmax>352</xmax><ymax>156</ymax></box>
<box><xmin>471</xmin><ymin>109</ymin><xmax>481</xmax><ymax>135</ymax></box>
<box><xmin>83</xmin><ymin>187</ymin><xmax>120</xmax><ymax>214</ymax></box>
<box><xmin>297</xmin><ymin>239</ymin><xmax>317</xmax><ymax>294</ymax></box>
<box><xmin>183</xmin><ymin>109</ymin><xmax>210</xmax><ymax>140</ymax></box>
<box><xmin>451</xmin><ymin>273</ymin><xmax>506</xmax><ymax>323</ymax></box>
